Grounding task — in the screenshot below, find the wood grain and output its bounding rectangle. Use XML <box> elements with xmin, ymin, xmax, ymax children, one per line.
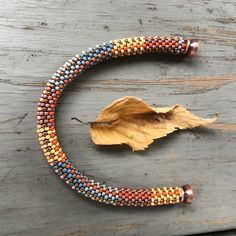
<box><xmin>0</xmin><ymin>0</ymin><xmax>235</xmax><ymax>235</ymax></box>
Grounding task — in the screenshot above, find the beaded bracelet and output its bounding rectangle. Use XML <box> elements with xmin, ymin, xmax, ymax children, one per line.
<box><xmin>37</xmin><ymin>36</ymin><xmax>199</xmax><ymax>207</ymax></box>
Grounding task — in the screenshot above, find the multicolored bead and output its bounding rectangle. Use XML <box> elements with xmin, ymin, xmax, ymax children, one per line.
<box><xmin>37</xmin><ymin>36</ymin><xmax>197</xmax><ymax>207</ymax></box>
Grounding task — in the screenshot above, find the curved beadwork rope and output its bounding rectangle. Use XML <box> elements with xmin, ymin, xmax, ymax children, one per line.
<box><xmin>37</xmin><ymin>36</ymin><xmax>198</xmax><ymax>207</ymax></box>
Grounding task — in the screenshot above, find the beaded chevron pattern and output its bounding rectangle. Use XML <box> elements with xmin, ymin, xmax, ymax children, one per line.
<box><xmin>37</xmin><ymin>36</ymin><xmax>193</xmax><ymax>207</ymax></box>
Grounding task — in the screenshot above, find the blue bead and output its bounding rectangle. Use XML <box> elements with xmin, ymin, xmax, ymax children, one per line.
<box><xmin>104</xmin><ymin>195</ymin><xmax>108</xmax><ymax>200</ymax></box>
<box><xmin>62</xmin><ymin>168</ymin><xmax>67</xmax><ymax>173</ymax></box>
<box><xmin>73</xmin><ymin>179</ymin><xmax>77</xmax><ymax>183</ymax></box>
<box><xmin>98</xmin><ymin>193</ymin><xmax>101</xmax><ymax>197</ymax></box>
<box><xmin>67</xmin><ymin>169</ymin><xmax>71</xmax><ymax>173</ymax></box>
<box><xmin>62</xmin><ymin>163</ymin><xmax>66</xmax><ymax>168</ymax></box>
<box><xmin>102</xmin><ymin>192</ymin><xmax>105</xmax><ymax>196</ymax></box>
<box><xmin>85</xmin><ymin>187</ymin><xmax>88</xmax><ymax>191</ymax></box>
<box><xmin>57</xmin><ymin>162</ymin><xmax>62</xmax><ymax>166</ymax></box>
<box><xmin>67</xmin><ymin>174</ymin><xmax>72</xmax><ymax>178</ymax></box>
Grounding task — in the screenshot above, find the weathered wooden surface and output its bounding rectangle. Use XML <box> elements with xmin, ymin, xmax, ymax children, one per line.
<box><xmin>0</xmin><ymin>0</ymin><xmax>236</xmax><ymax>235</ymax></box>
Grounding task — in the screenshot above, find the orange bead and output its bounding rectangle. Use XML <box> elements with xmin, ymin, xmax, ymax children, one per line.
<box><xmin>52</xmin><ymin>140</ymin><xmax>57</xmax><ymax>145</ymax></box>
<box><xmin>162</xmin><ymin>191</ymin><xmax>167</xmax><ymax>197</ymax></box>
<box><xmin>69</xmin><ymin>74</ymin><xmax>73</xmax><ymax>79</ymax></box>
<box><xmin>174</xmin><ymin>190</ymin><xmax>180</xmax><ymax>196</ymax></box>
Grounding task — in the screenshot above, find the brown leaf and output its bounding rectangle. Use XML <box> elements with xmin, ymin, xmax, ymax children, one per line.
<box><xmin>89</xmin><ymin>96</ymin><xmax>217</xmax><ymax>151</ymax></box>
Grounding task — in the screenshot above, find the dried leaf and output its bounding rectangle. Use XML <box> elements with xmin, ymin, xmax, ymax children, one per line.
<box><xmin>89</xmin><ymin>96</ymin><xmax>216</xmax><ymax>151</ymax></box>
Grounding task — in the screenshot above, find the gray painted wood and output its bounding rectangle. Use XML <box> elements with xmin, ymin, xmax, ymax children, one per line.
<box><xmin>0</xmin><ymin>0</ymin><xmax>235</xmax><ymax>235</ymax></box>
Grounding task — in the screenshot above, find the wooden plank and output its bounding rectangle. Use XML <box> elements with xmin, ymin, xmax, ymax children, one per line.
<box><xmin>0</xmin><ymin>0</ymin><xmax>235</xmax><ymax>235</ymax></box>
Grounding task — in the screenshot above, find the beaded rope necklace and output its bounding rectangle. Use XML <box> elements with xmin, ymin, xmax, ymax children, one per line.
<box><xmin>37</xmin><ymin>36</ymin><xmax>199</xmax><ymax>207</ymax></box>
